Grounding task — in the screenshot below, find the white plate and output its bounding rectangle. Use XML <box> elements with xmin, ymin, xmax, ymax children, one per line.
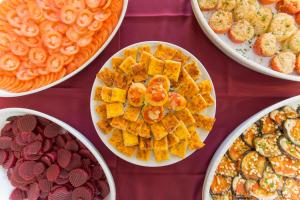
<box><xmin>0</xmin><ymin>0</ymin><xmax>128</xmax><ymax>97</ymax></box>
<box><xmin>202</xmin><ymin>95</ymin><xmax>300</xmax><ymax>200</ymax></box>
<box><xmin>0</xmin><ymin>108</ymin><xmax>116</xmax><ymax>200</ymax></box>
<box><xmin>191</xmin><ymin>0</ymin><xmax>300</xmax><ymax>82</ymax></box>
<box><xmin>90</xmin><ymin>41</ymin><xmax>217</xmax><ymax>167</ymax></box>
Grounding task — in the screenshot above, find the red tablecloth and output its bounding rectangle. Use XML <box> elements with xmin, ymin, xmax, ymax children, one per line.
<box><xmin>1</xmin><ymin>0</ymin><xmax>300</xmax><ymax>199</ymax></box>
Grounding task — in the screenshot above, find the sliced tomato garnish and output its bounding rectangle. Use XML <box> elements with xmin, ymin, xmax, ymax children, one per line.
<box><xmin>37</xmin><ymin>67</ymin><xmax>49</xmax><ymax>75</ymax></box>
<box><xmin>54</xmin><ymin>0</ymin><xmax>65</xmax><ymax>8</ymax></box>
<box><xmin>103</xmin><ymin>0</ymin><xmax>112</xmax><ymax>9</ymax></box>
<box><xmin>10</xmin><ymin>41</ymin><xmax>29</xmax><ymax>56</ymax></box>
<box><xmin>68</xmin><ymin>0</ymin><xmax>86</xmax><ymax>9</ymax></box>
<box><xmin>16</xmin><ymin>69</ymin><xmax>35</xmax><ymax>80</ymax></box>
<box><xmin>94</xmin><ymin>9</ymin><xmax>111</xmax><ymax>21</ymax></box>
<box><xmin>16</xmin><ymin>4</ymin><xmax>29</xmax><ymax>18</ymax></box>
<box><xmin>46</xmin><ymin>54</ymin><xmax>64</xmax><ymax>72</ymax></box>
<box><xmin>36</xmin><ymin>0</ymin><xmax>53</xmax><ymax>10</ymax></box>
<box><xmin>20</xmin><ymin>37</ymin><xmax>41</xmax><ymax>47</ymax></box>
<box><xmin>39</xmin><ymin>21</ymin><xmax>55</xmax><ymax>34</ymax></box>
<box><xmin>27</xmin><ymin>1</ymin><xmax>44</xmax><ymax>22</ymax></box>
<box><xmin>63</xmin><ymin>55</ymin><xmax>74</xmax><ymax>65</ymax></box>
<box><xmin>88</xmin><ymin>19</ymin><xmax>103</xmax><ymax>31</ymax></box>
<box><xmin>60</xmin><ymin>44</ymin><xmax>79</xmax><ymax>55</ymax></box>
<box><xmin>0</xmin><ymin>54</ymin><xmax>20</xmax><ymax>71</ymax></box>
<box><xmin>43</xmin><ymin>31</ymin><xmax>62</xmax><ymax>49</ymax></box>
<box><xmin>60</xmin><ymin>5</ymin><xmax>78</xmax><ymax>24</ymax></box>
<box><xmin>21</xmin><ymin>20</ymin><xmax>40</xmax><ymax>37</ymax></box>
<box><xmin>85</xmin><ymin>0</ymin><xmax>101</xmax><ymax>8</ymax></box>
<box><xmin>54</xmin><ymin>22</ymin><xmax>68</xmax><ymax>34</ymax></box>
<box><xmin>29</xmin><ymin>47</ymin><xmax>47</xmax><ymax>65</ymax></box>
<box><xmin>6</xmin><ymin>10</ymin><xmax>22</xmax><ymax>28</ymax></box>
<box><xmin>43</xmin><ymin>9</ymin><xmax>60</xmax><ymax>22</ymax></box>
<box><xmin>77</xmin><ymin>36</ymin><xmax>92</xmax><ymax>47</ymax></box>
<box><xmin>0</xmin><ymin>32</ymin><xmax>11</xmax><ymax>51</ymax></box>
<box><xmin>66</xmin><ymin>27</ymin><xmax>80</xmax><ymax>42</ymax></box>
<box><xmin>76</xmin><ymin>9</ymin><xmax>93</xmax><ymax>27</ymax></box>
<box><xmin>62</xmin><ymin>37</ymin><xmax>73</xmax><ymax>46</ymax></box>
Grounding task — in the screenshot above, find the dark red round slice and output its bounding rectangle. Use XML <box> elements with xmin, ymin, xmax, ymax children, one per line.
<box><xmin>3</xmin><ymin>151</ymin><xmax>16</xmax><ymax>169</ymax></box>
<box><xmin>0</xmin><ymin>150</ymin><xmax>8</xmax><ymax>164</ymax></box>
<box><xmin>97</xmin><ymin>180</ymin><xmax>110</xmax><ymax>198</ymax></box>
<box><xmin>42</xmin><ymin>139</ymin><xmax>52</xmax><ymax>152</ymax></box>
<box><xmin>17</xmin><ymin>115</ymin><xmax>37</xmax><ymax>132</ymax></box>
<box><xmin>1</xmin><ymin>122</ymin><xmax>12</xmax><ymax>133</ymax></box>
<box><xmin>48</xmin><ymin>187</ymin><xmax>72</xmax><ymax>200</ymax></box>
<box><xmin>23</xmin><ymin>141</ymin><xmax>42</xmax><ymax>155</ymax></box>
<box><xmin>38</xmin><ymin>179</ymin><xmax>53</xmax><ymax>192</ymax></box>
<box><xmin>27</xmin><ymin>182</ymin><xmax>40</xmax><ymax>200</ymax></box>
<box><xmin>41</xmin><ymin>155</ymin><xmax>52</xmax><ymax>166</ymax></box>
<box><xmin>79</xmin><ymin>149</ymin><xmax>97</xmax><ymax>163</ymax></box>
<box><xmin>57</xmin><ymin>149</ymin><xmax>72</xmax><ymax>168</ymax></box>
<box><xmin>56</xmin><ymin>135</ymin><xmax>66</xmax><ymax>148</ymax></box>
<box><xmin>71</xmin><ymin>186</ymin><xmax>93</xmax><ymax>200</ymax></box>
<box><xmin>46</xmin><ymin>164</ymin><xmax>60</xmax><ymax>182</ymax></box>
<box><xmin>44</xmin><ymin>123</ymin><xmax>62</xmax><ymax>138</ymax></box>
<box><xmin>18</xmin><ymin>161</ymin><xmax>36</xmax><ymax>181</ymax></box>
<box><xmin>9</xmin><ymin>188</ymin><xmax>26</xmax><ymax>200</ymax></box>
<box><xmin>0</xmin><ymin>136</ymin><xmax>13</xmax><ymax>149</ymax></box>
<box><xmin>65</xmin><ymin>153</ymin><xmax>82</xmax><ymax>171</ymax></box>
<box><xmin>46</xmin><ymin>151</ymin><xmax>57</xmax><ymax>162</ymax></box>
<box><xmin>69</xmin><ymin>168</ymin><xmax>89</xmax><ymax>187</ymax></box>
<box><xmin>11</xmin><ymin>140</ymin><xmax>23</xmax><ymax>152</ymax></box>
<box><xmin>33</xmin><ymin>162</ymin><xmax>45</xmax><ymax>176</ymax></box>
<box><xmin>55</xmin><ymin>177</ymin><xmax>70</xmax><ymax>185</ymax></box>
<box><xmin>37</xmin><ymin>117</ymin><xmax>51</xmax><ymax>127</ymax></box>
<box><xmin>65</xmin><ymin>140</ymin><xmax>79</xmax><ymax>152</ymax></box>
<box><xmin>85</xmin><ymin>182</ymin><xmax>95</xmax><ymax>196</ymax></box>
<box><xmin>92</xmin><ymin>165</ymin><xmax>104</xmax><ymax>180</ymax></box>
<box><xmin>59</xmin><ymin>169</ymin><xmax>69</xmax><ymax>179</ymax></box>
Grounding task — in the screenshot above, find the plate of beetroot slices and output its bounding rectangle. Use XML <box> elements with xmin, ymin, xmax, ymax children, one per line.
<box><xmin>0</xmin><ymin>108</ymin><xmax>116</xmax><ymax>200</ymax></box>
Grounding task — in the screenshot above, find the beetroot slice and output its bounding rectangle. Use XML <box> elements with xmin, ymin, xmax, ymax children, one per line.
<box><xmin>41</xmin><ymin>155</ymin><xmax>52</xmax><ymax>166</ymax></box>
<box><xmin>0</xmin><ymin>136</ymin><xmax>13</xmax><ymax>149</ymax></box>
<box><xmin>18</xmin><ymin>161</ymin><xmax>36</xmax><ymax>181</ymax></box>
<box><xmin>56</xmin><ymin>135</ymin><xmax>66</xmax><ymax>148</ymax></box>
<box><xmin>9</xmin><ymin>188</ymin><xmax>26</xmax><ymax>200</ymax></box>
<box><xmin>3</xmin><ymin>152</ymin><xmax>16</xmax><ymax>169</ymax></box>
<box><xmin>38</xmin><ymin>179</ymin><xmax>53</xmax><ymax>192</ymax></box>
<box><xmin>71</xmin><ymin>186</ymin><xmax>93</xmax><ymax>200</ymax></box>
<box><xmin>17</xmin><ymin>115</ymin><xmax>37</xmax><ymax>132</ymax></box>
<box><xmin>0</xmin><ymin>150</ymin><xmax>8</xmax><ymax>164</ymax></box>
<box><xmin>27</xmin><ymin>182</ymin><xmax>40</xmax><ymax>200</ymax></box>
<box><xmin>44</xmin><ymin>124</ymin><xmax>61</xmax><ymax>138</ymax></box>
<box><xmin>69</xmin><ymin>168</ymin><xmax>89</xmax><ymax>187</ymax></box>
<box><xmin>65</xmin><ymin>153</ymin><xmax>81</xmax><ymax>171</ymax></box>
<box><xmin>46</xmin><ymin>164</ymin><xmax>60</xmax><ymax>182</ymax></box>
<box><xmin>92</xmin><ymin>165</ymin><xmax>104</xmax><ymax>180</ymax></box>
<box><xmin>48</xmin><ymin>187</ymin><xmax>72</xmax><ymax>200</ymax></box>
<box><xmin>97</xmin><ymin>180</ymin><xmax>110</xmax><ymax>198</ymax></box>
<box><xmin>65</xmin><ymin>140</ymin><xmax>79</xmax><ymax>152</ymax></box>
<box><xmin>33</xmin><ymin>162</ymin><xmax>45</xmax><ymax>176</ymax></box>
<box><xmin>23</xmin><ymin>141</ymin><xmax>42</xmax><ymax>155</ymax></box>
<box><xmin>57</xmin><ymin>149</ymin><xmax>72</xmax><ymax>168</ymax></box>
<box><xmin>42</xmin><ymin>139</ymin><xmax>52</xmax><ymax>152</ymax></box>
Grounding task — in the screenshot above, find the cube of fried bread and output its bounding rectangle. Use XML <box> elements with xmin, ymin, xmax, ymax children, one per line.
<box><xmin>161</xmin><ymin>113</ymin><xmax>180</xmax><ymax>132</ymax></box>
<box><xmin>151</xmin><ymin>123</ymin><xmax>168</xmax><ymax>140</ymax></box>
<box><xmin>136</xmin><ymin>149</ymin><xmax>151</xmax><ymax>161</ymax></box>
<box><xmin>154</xmin><ymin>44</ymin><xmax>177</xmax><ymax>60</ymax></box>
<box><xmin>132</xmin><ymin>63</ymin><xmax>148</xmax><ymax>82</ymax></box>
<box><xmin>193</xmin><ymin>113</ymin><xmax>215</xmax><ymax>132</ymax></box>
<box><xmin>127</xmin><ymin>120</ymin><xmax>143</xmax><ymax>135</ymax></box>
<box><xmin>94</xmin><ymin>86</ymin><xmax>102</xmax><ymax>101</ymax></box>
<box><xmin>110</xmin><ymin>117</ymin><xmax>128</xmax><ymax>130</ymax></box>
<box><xmin>172</xmin><ymin>49</ymin><xmax>190</xmax><ymax>64</ymax></box>
<box><xmin>138</xmin><ymin>45</ymin><xmax>151</xmax><ymax>54</ymax></box>
<box><xmin>163</xmin><ymin>60</ymin><xmax>181</xmax><ymax>82</ymax></box>
<box><xmin>101</xmin><ymin>86</ymin><xmax>112</xmax><ymax>102</ymax></box>
<box><xmin>153</xmin><ymin>136</ymin><xmax>168</xmax><ymax>151</ymax></box>
<box><xmin>124</xmin><ymin>48</ymin><xmax>138</xmax><ymax>60</ymax></box>
<box><xmin>119</xmin><ymin>56</ymin><xmax>136</xmax><ymax>75</ymax></box>
<box><xmin>184</xmin><ymin>61</ymin><xmax>201</xmax><ymax>81</ymax></box>
<box><xmin>139</xmin><ymin>51</ymin><xmax>152</xmax><ymax>68</ymax></box>
<box><xmin>154</xmin><ymin>149</ymin><xmax>169</xmax><ymax>162</ymax></box>
<box><xmin>187</xmin><ymin>94</ymin><xmax>209</xmax><ymax>113</ymax></box>
<box><xmin>167</xmin><ymin>133</ymin><xmax>180</xmax><ymax>147</ymax></box>
<box><xmin>170</xmin><ymin>140</ymin><xmax>187</xmax><ymax>158</ymax></box>
<box><xmin>97</xmin><ymin>119</ymin><xmax>112</xmax><ymax>134</ymax></box>
<box><xmin>201</xmin><ymin>93</ymin><xmax>214</xmax><ymax>106</ymax></box>
<box><xmin>139</xmin><ymin>137</ymin><xmax>153</xmax><ymax>150</ymax></box>
<box><xmin>188</xmin><ymin>131</ymin><xmax>205</xmax><ymax>150</ymax></box>
<box><xmin>124</xmin><ymin>106</ymin><xmax>141</xmax><ymax>122</ymax></box>
<box><xmin>95</xmin><ymin>104</ymin><xmax>107</xmax><ymax>119</ymax></box>
<box><xmin>187</xmin><ymin>125</ymin><xmax>196</xmax><ymax>134</ymax></box>
<box><xmin>109</xmin><ymin>129</ymin><xmax>135</xmax><ymax>157</ymax></box>
<box><xmin>111</xmin><ymin>88</ymin><xmax>126</xmax><ymax>103</ymax></box>
<box><xmin>175</xmin><ymin>69</ymin><xmax>199</xmax><ymax>98</ymax></box>
<box><xmin>173</xmin><ymin>121</ymin><xmax>190</xmax><ymax>140</ymax></box>
<box><xmin>97</xmin><ymin>68</ymin><xmax>114</xmax><ymax>86</ymax></box>
<box><xmin>113</xmin><ymin>71</ymin><xmax>128</xmax><ymax>89</ymax></box>
<box><xmin>198</xmin><ymin>80</ymin><xmax>212</xmax><ymax>95</ymax></box>
<box><xmin>148</xmin><ymin>56</ymin><xmax>164</xmax><ymax>75</ymax></box>
<box><xmin>111</xmin><ymin>57</ymin><xmax>124</xmax><ymax>71</ymax></box>
<box><xmin>106</xmin><ymin>103</ymin><xmax>124</xmax><ymax>118</ymax></box>
<box><xmin>139</xmin><ymin>123</ymin><xmax>151</xmax><ymax>138</ymax></box>
<box><xmin>174</xmin><ymin>108</ymin><xmax>195</xmax><ymax>127</ymax></box>
<box><xmin>123</xmin><ymin>131</ymin><xmax>139</xmax><ymax>146</ymax></box>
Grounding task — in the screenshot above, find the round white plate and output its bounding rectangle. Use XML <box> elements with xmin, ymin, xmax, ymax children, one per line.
<box><xmin>202</xmin><ymin>95</ymin><xmax>300</xmax><ymax>199</ymax></box>
<box><xmin>191</xmin><ymin>0</ymin><xmax>300</xmax><ymax>82</ymax></box>
<box><xmin>0</xmin><ymin>0</ymin><xmax>128</xmax><ymax>97</ymax></box>
<box><xmin>90</xmin><ymin>41</ymin><xmax>217</xmax><ymax>167</ymax></box>
<box><xmin>0</xmin><ymin>108</ymin><xmax>116</xmax><ymax>200</ymax></box>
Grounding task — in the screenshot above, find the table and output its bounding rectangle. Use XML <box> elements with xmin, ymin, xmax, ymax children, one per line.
<box><xmin>1</xmin><ymin>0</ymin><xmax>300</xmax><ymax>199</ymax></box>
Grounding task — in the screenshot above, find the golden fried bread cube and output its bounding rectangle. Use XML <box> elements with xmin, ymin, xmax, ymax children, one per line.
<box><xmin>139</xmin><ymin>123</ymin><xmax>151</xmax><ymax>138</ymax></box>
<box><xmin>202</xmin><ymin>93</ymin><xmax>214</xmax><ymax>106</ymax></box>
<box><xmin>170</xmin><ymin>140</ymin><xmax>187</xmax><ymax>158</ymax></box>
<box><xmin>95</xmin><ymin>104</ymin><xmax>107</xmax><ymax>119</ymax></box>
<box><xmin>187</xmin><ymin>94</ymin><xmax>209</xmax><ymax>113</ymax></box>
<box><xmin>188</xmin><ymin>131</ymin><xmax>205</xmax><ymax>150</ymax></box>
<box><xmin>111</xmin><ymin>88</ymin><xmax>126</xmax><ymax>103</ymax></box>
<box><xmin>116</xmin><ymin>145</ymin><xmax>136</xmax><ymax>157</ymax></box>
<box><xmin>109</xmin><ymin>129</ymin><xmax>135</xmax><ymax>157</ymax></box>
<box><xmin>151</xmin><ymin>123</ymin><xmax>168</xmax><ymax>140</ymax></box>
<box><xmin>111</xmin><ymin>57</ymin><xmax>124</xmax><ymax>71</ymax></box>
<box><xmin>124</xmin><ymin>48</ymin><xmax>138</xmax><ymax>60</ymax></box>
<box><xmin>97</xmin><ymin>119</ymin><xmax>112</xmax><ymax>134</ymax></box>
<box><xmin>176</xmin><ymin>69</ymin><xmax>199</xmax><ymax>98</ymax></box>
<box><xmin>127</xmin><ymin>120</ymin><xmax>143</xmax><ymax>135</ymax></box>
<box><xmin>161</xmin><ymin>113</ymin><xmax>180</xmax><ymax>132</ymax></box>
<box><xmin>136</xmin><ymin>149</ymin><xmax>151</xmax><ymax>161</ymax></box>
<box><xmin>110</xmin><ymin>117</ymin><xmax>128</xmax><ymax>130</ymax></box>
<box><xmin>132</xmin><ymin>63</ymin><xmax>148</xmax><ymax>82</ymax></box>
<box><xmin>198</xmin><ymin>80</ymin><xmax>212</xmax><ymax>95</ymax></box>
<box><xmin>139</xmin><ymin>137</ymin><xmax>153</xmax><ymax>150</ymax></box>
<box><xmin>167</xmin><ymin>133</ymin><xmax>180</xmax><ymax>147</ymax></box>
<box><xmin>148</xmin><ymin>56</ymin><xmax>164</xmax><ymax>75</ymax></box>
<box><xmin>106</xmin><ymin>103</ymin><xmax>124</xmax><ymax>118</ymax></box>
<box><xmin>187</xmin><ymin>125</ymin><xmax>197</xmax><ymax>134</ymax></box>
<box><xmin>113</xmin><ymin>71</ymin><xmax>128</xmax><ymax>89</ymax></box>
<box><xmin>173</xmin><ymin>49</ymin><xmax>190</xmax><ymax>64</ymax></box>
<box><xmin>139</xmin><ymin>51</ymin><xmax>152</xmax><ymax>68</ymax></box>
<box><xmin>94</xmin><ymin>86</ymin><xmax>102</xmax><ymax>101</ymax></box>
<box><xmin>154</xmin><ymin>44</ymin><xmax>177</xmax><ymax>60</ymax></box>
<box><xmin>123</xmin><ymin>131</ymin><xmax>139</xmax><ymax>146</ymax></box>
<box><xmin>174</xmin><ymin>108</ymin><xmax>196</xmax><ymax>127</ymax></box>
<box><xmin>173</xmin><ymin>121</ymin><xmax>190</xmax><ymax>140</ymax></box>
<box><xmin>138</xmin><ymin>45</ymin><xmax>151</xmax><ymax>54</ymax></box>
<box><xmin>97</xmin><ymin>68</ymin><xmax>114</xmax><ymax>86</ymax></box>
<box><xmin>119</xmin><ymin>56</ymin><xmax>136</xmax><ymax>75</ymax></box>
<box><xmin>154</xmin><ymin>150</ymin><xmax>169</xmax><ymax>162</ymax></box>
<box><xmin>124</xmin><ymin>106</ymin><xmax>141</xmax><ymax>122</ymax></box>
<box><xmin>101</xmin><ymin>86</ymin><xmax>112</xmax><ymax>102</ymax></box>
<box><xmin>184</xmin><ymin>61</ymin><xmax>201</xmax><ymax>81</ymax></box>
<box><xmin>163</xmin><ymin>60</ymin><xmax>181</xmax><ymax>82</ymax></box>
<box><xmin>193</xmin><ymin>114</ymin><xmax>215</xmax><ymax>132</ymax></box>
<box><xmin>153</xmin><ymin>137</ymin><xmax>168</xmax><ymax>151</ymax></box>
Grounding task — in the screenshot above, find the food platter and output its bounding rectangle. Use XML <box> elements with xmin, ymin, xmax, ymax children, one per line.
<box><xmin>202</xmin><ymin>95</ymin><xmax>300</xmax><ymax>199</ymax></box>
<box><xmin>90</xmin><ymin>41</ymin><xmax>216</xmax><ymax>167</ymax></box>
<box><xmin>191</xmin><ymin>0</ymin><xmax>300</xmax><ymax>82</ymax></box>
<box><xmin>0</xmin><ymin>108</ymin><xmax>116</xmax><ymax>200</ymax></box>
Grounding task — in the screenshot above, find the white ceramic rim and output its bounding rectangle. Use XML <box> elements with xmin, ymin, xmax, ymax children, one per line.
<box><xmin>0</xmin><ymin>0</ymin><xmax>129</xmax><ymax>97</ymax></box>
<box><xmin>202</xmin><ymin>95</ymin><xmax>300</xmax><ymax>199</ymax></box>
<box><xmin>191</xmin><ymin>0</ymin><xmax>300</xmax><ymax>82</ymax></box>
<box><xmin>0</xmin><ymin>108</ymin><xmax>116</xmax><ymax>200</ymax></box>
<box><xmin>90</xmin><ymin>41</ymin><xmax>217</xmax><ymax>167</ymax></box>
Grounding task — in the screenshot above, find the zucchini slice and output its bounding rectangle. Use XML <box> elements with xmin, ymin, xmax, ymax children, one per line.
<box><xmin>284</xmin><ymin>119</ymin><xmax>300</xmax><ymax>146</ymax></box>
<box><xmin>211</xmin><ymin>191</ymin><xmax>233</xmax><ymax>200</ymax></box>
<box><xmin>269</xmin><ymin>155</ymin><xmax>298</xmax><ymax>178</ymax></box>
<box><xmin>228</xmin><ymin>137</ymin><xmax>251</xmax><ymax>161</ymax></box>
<box><xmin>245</xmin><ymin>180</ymin><xmax>278</xmax><ymax>200</ymax></box>
<box><xmin>282</xmin><ymin>106</ymin><xmax>298</xmax><ymax>119</ymax></box>
<box><xmin>216</xmin><ymin>155</ymin><xmax>238</xmax><ymax>177</ymax></box>
<box><xmin>282</xmin><ymin>178</ymin><xmax>300</xmax><ymax>200</ymax></box>
<box><xmin>270</xmin><ymin>109</ymin><xmax>286</xmax><ymax>126</ymax></box>
<box><xmin>260</xmin><ymin>116</ymin><xmax>277</xmax><ymax>135</ymax></box>
<box><xmin>259</xmin><ymin>166</ymin><xmax>284</xmax><ymax>192</ymax></box>
<box><xmin>242</xmin><ymin>124</ymin><xmax>259</xmax><ymax>147</ymax></box>
<box><xmin>278</xmin><ymin>136</ymin><xmax>300</xmax><ymax>160</ymax></box>
<box><xmin>241</xmin><ymin>151</ymin><xmax>266</xmax><ymax>180</ymax></box>
<box><xmin>232</xmin><ymin>176</ymin><xmax>251</xmax><ymax>198</ymax></box>
<box><xmin>254</xmin><ymin>134</ymin><xmax>282</xmax><ymax>157</ymax></box>
<box><xmin>210</xmin><ymin>175</ymin><xmax>232</xmax><ymax>195</ymax></box>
